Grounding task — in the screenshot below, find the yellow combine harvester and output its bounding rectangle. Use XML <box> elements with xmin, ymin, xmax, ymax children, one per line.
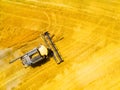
<box><xmin>9</xmin><ymin>32</ymin><xmax>63</xmax><ymax>67</ymax></box>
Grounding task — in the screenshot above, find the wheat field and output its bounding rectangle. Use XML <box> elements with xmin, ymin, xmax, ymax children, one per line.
<box><xmin>0</xmin><ymin>0</ymin><xmax>120</xmax><ymax>90</ymax></box>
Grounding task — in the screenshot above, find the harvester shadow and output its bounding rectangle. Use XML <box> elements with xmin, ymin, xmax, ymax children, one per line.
<box><xmin>31</xmin><ymin>49</ymin><xmax>53</xmax><ymax>68</ymax></box>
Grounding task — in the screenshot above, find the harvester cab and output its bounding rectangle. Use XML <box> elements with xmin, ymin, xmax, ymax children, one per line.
<box><xmin>9</xmin><ymin>32</ymin><xmax>63</xmax><ymax>67</ymax></box>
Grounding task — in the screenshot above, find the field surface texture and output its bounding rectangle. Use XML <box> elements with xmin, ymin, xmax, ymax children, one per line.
<box><xmin>0</xmin><ymin>0</ymin><xmax>120</xmax><ymax>90</ymax></box>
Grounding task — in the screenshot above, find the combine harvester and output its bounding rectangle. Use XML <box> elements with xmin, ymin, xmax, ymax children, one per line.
<box><xmin>9</xmin><ymin>32</ymin><xmax>63</xmax><ymax>67</ymax></box>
